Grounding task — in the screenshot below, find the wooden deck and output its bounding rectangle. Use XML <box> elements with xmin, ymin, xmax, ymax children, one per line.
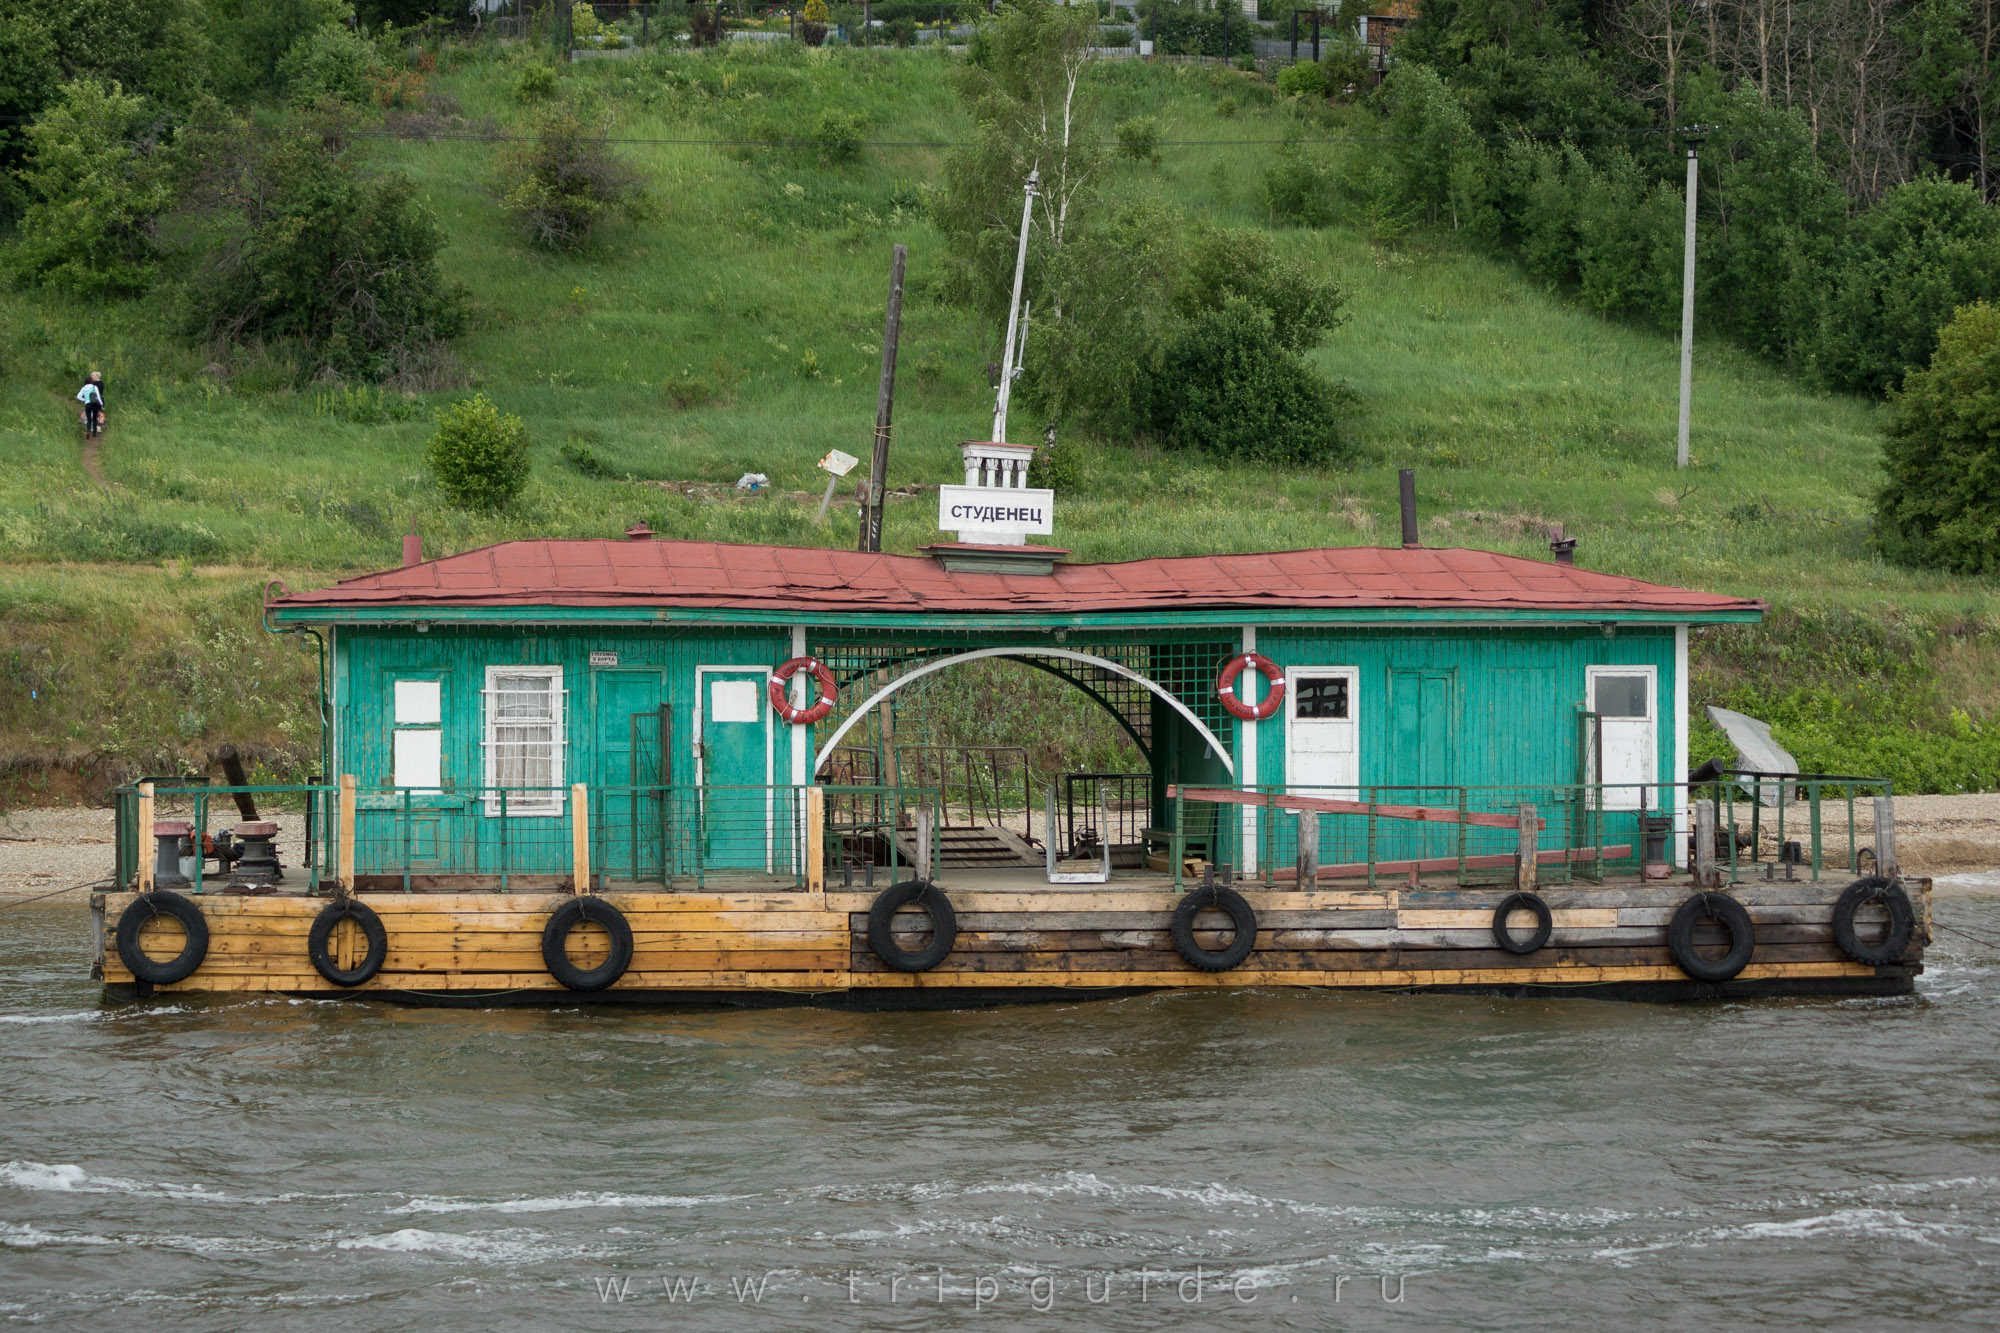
<box><xmin>92</xmin><ymin>873</ymin><xmax>1930</xmax><ymax>1005</ymax></box>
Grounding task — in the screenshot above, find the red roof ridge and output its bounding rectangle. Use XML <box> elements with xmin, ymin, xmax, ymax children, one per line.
<box><xmin>273</xmin><ymin>538</ymin><xmax>1764</xmax><ymax>618</ymax></box>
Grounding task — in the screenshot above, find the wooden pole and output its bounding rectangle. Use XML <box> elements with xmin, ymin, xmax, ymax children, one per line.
<box><xmin>1516</xmin><ymin>803</ymin><xmax>1538</xmax><ymax>891</ymax></box>
<box><xmin>1295</xmin><ymin>809</ymin><xmax>1318</xmax><ymax>885</ymax></box>
<box><xmin>572</xmin><ymin>783</ymin><xmax>591</xmax><ymax>892</ymax></box>
<box><xmin>137</xmin><ymin>782</ymin><xmax>155</xmax><ymax>892</ymax></box>
<box><xmin>1874</xmin><ymin>795</ymin><xmax>1898</xmax><ymax>878</ymax></box>
<box><xmin>806</xmin><ymin>785</ymin><xmax>826</xmax><ymax>894</ymax></box>
<box><xmin>914</xmin><ymin>803</ymin><xmax>935</xmax><ymax>882</ymax></box>
<box><xmin>1694</xmin><ymin>799</ymin><xmax>1717</xmax><ymax>887</ymax></box>
<box><xmin>338</xmin><ymin>774</ymin><xmax>357</xmax><ymax>891</ymax></box>
<box><xmin>859</xmin><ymin>243</ymin><xmax>907</xmax><ymax>552</ymax></box>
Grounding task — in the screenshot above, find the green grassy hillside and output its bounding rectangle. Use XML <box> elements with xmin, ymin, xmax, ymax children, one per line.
<box><xmin>1</xmin><ymin>42</ymin><xmax>1995</xmax><ymax>797</ymax></box>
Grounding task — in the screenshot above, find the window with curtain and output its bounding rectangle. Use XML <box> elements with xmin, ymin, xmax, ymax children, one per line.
<box><xmin>483</xmin><ymin>666</ymin><xmax>564</xmax><ymax>815</ymax></box>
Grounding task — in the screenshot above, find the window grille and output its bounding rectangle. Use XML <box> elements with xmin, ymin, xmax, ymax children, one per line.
<box><xmin>482</xmin><ymin>666</ymin><xmax>566</xmax><ymax>815</ymax></box>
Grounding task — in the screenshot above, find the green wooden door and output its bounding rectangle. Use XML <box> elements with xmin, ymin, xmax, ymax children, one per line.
<box><xmin>593</xmin><ymin>669</ymin><xmax>668</xmax><ymax>884</ymax></box>
<box><xmin>1388</xmin><ymin>667</ymin><xmax>1459</xmax><ymax>860</ymax></box>
<box><xmin>698</xmin><ymin>668</ymin><xmax>772</xmax><ymax>871</ymax></box>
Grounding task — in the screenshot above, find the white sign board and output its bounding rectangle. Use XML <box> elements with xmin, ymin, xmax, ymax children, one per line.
<box><xmin>588</xmin><ymin>651</ymin><xmax>619</xmax><ymax>667</ymax></box>
<box><xmin>818</xmin><ymin>449</ymin><xmax>860</xmax><ymax>477</ymax></box>
<box><xmin>938</xmin><ymin>485</ymin><xmax>1055</xmax><ymax>536</ymax></box>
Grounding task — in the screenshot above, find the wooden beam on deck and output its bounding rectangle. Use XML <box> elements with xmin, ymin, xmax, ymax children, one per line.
<box><xmin>1172</xmin><ymin>786</ymin><xmax>1544</xmax><ymax>830</ymax></box>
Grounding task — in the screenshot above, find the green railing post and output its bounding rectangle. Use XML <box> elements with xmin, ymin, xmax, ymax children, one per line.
<box><xmin>1365</xmin><ymin>788</ymin><xmax>1378</xmax><ymax>892</ymax></box>
<box><xmin>499</xmin><ymin>788</ymin><xmax>510</xmax><ymax>893</ymax></box>
<box><xmin>1847</xmin><ymin>787</ymin><xmax>1857</xmax><ymax>874</ymax></box>
<box><xmin>1173</xmin><ymin>792</ymin><xmax>1185</xmax><ymax>894</ymax></box>
<box><xmin>1263</xmin><ymin>788</ymin><xmax>1275</xmax><ymax>889</ymax></box>
<box><xmin>1456</xmin><ymin>787</ymin><xmax>1468</xmax><ymax>886</ymax></box>
<box><xmin>192</xmin><ymin>791</ymin><xmax>206</xmax><ymax>895</ymax></box>
<box><xmin>1808</xmin><ymin>780</ymin><xmax>1823</xmax><ymax>882</ymax></box>
<box><xmin>402</xmin><ymin>788</ymin><xmax>413</xmax><ymax>893</ymax></box>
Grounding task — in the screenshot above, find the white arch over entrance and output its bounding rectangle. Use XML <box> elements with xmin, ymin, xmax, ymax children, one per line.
<box><xmin>811</xmin><ymin>647</ymin><xmax>1234</xmax><ymax>778</ymax></box>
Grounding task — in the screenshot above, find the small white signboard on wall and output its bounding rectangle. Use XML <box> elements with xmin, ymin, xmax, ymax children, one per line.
<box><xmin>937</xmin><ymin>484</ymin><xmax>1055</xmax><ymax>537</ymax></box>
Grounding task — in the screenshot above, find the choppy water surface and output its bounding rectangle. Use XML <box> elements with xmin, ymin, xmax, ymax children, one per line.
<box><xmin>6</xmin><ymin>895</ymin><xmax>2000</xmax><ymax>1331</ymax></box>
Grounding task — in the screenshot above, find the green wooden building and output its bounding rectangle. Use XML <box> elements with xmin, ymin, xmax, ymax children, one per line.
<box><xmin>263</xmin><ymin>531</ymin><xmax>1762</xmax><ymax>887</ymax></box>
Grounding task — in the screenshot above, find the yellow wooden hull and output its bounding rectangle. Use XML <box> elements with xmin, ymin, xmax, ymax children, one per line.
<box><xmin>92</xmin><ymin>880</ymin><xmax>1927</xmax><ymax>1004</ymax></box>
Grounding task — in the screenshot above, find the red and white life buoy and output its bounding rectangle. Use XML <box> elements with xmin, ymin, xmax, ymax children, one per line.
<box><xmin>1217</xmin><ymin>653</ymin><xmax>1284</xmax><ymax>721</ymax></box>
<box><xmin>768</xmin><ymin>657</ymin><xmax>838</xmax><ymax>725</ymax></box>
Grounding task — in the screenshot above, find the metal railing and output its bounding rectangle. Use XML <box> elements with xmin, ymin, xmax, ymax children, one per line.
<box><xmin>1163</xmin><ymin>776</ymin><xmax>1895</xmax><ymax>892</ymax></box>
<box><xmin>113</xmin><ymin>782</ymin><xmax>338</xmax><ymax>894</ymax></box>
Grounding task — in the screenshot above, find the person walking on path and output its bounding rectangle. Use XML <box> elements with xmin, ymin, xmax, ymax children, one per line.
<box><xmin>75</xmin><ymin>372</ymin><xmax>105</xmax><ymax>437</ymax></box>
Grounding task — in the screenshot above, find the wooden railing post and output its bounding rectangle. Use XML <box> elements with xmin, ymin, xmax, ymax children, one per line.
<box><xmin>1694</xmin><ymin>799</ymin><xmax>1718</xmax><ymax>887</ymax></box>
<box><xmin>1295</xmin><ymin>809</ymin><xmax>1318</xmax><ymax>887</ymax></box>
<box><xmin>336</xmin><ymin>774</ymin><xmax>357</xmax><ymax>891</ymax></box>
<box><xmin>137</xmin><ymin>782</ymin><xmax>155</xmax><ymax>892</ymax></box>
<box><xmin>914</xmin><ymin>802</ymin><xmax>935</xmax><ymax>882</ymax></box>
<box><xmin>806</xmin><ymin>785</ymin><xmax>826</xmax><ymax>894</ymax></box>
<box><xmin>1516</xmin><ymin>803</ymin><xmax>1538</xmax><ymax>891</ymax></box>
<box><xmin>1874</xmin><ymin>795</ymin><xmax>1898</xmax><ymax>878</ymax></box>
<box><xmin>572</xmin><ymin>783</ymin><xmax>591</xmax><ymax>892</ymax></box>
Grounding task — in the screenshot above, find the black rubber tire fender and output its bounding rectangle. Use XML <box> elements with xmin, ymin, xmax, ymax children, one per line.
<box><xmin>1491</xmin><ymin>891</ymin><xmax>1554</xmax><ymax>955</ymax></box>
<box><xmin>1170</xmin><ymin>884</ymin><xmax>1258</xmax><ymax>972</ymax></box>
<box><xmin>115</xmin><ymin>891</ymin><xmax>209</xmax><ymax>985</ymax></box>
<box><xmin>866</xmin><ymin>880</ymin><xmax>958</xmax><ymax>973</ymax></box>
<box><xmin>307</xmin><ymin>899</ymin><xmax>388</xmax><ymax>987</ymax></box>
<box><xmin>541</xmin><ymin>897</ymin><xmax>635</xmax><ymax>992</ymax></box>
<box><xmin>1667</xmin><ymin>891</ymin><xmax>1756</xmax><ymax>983</ymax></box>
<box><xmin>1831</xmin><ymin>876</ymin><xmax>1914</xmax><ymax>966</ymax></box>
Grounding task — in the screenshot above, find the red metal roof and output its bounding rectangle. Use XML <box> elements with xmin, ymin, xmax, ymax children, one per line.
<box><xmin>269</xmin><ymin>539</ymin><xmax>1763</xmax><ymax>619</ymax></box>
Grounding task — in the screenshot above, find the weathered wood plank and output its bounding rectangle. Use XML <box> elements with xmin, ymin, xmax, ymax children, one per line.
<box><xmin>1170</xmin><ymin>786</ymin><xmax>1540</xmax><ymax>830</ymax></box>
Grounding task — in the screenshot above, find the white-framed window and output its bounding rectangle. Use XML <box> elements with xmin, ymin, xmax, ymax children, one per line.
<box><xmin>483</xmin><ymin>666</ymin><xmax>565</xmax><ymax>816</ymax></box>
<box><xmin>1585</xmin><ymin>665</ymin><xmax>1657</xmax><ymax>811</ymax></box>
<box><xmin>392</xmin><ymin>678</ymin><xmax>443</xmax><ymax>790</ymax></box>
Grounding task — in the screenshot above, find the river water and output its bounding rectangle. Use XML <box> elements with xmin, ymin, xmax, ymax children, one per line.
<box><xmin>5</xmin><ymin>894</ymin><xmax>2000</xmax><ymax>1331</ymax></box>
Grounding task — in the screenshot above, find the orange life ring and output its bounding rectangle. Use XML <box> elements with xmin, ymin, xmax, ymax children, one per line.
<box><xmin>1217</xmin><ymin>653</ymin><xmax>1284</xmax><ymax>721</ymax></box>
<box><xmin>768</xmin><ymin>657</ymin><xmax>838</xmax><ymax>725</ymax></box>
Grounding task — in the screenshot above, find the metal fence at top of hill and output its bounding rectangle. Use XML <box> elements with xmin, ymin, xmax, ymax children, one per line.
<box><xmin>444</xmin><ymin>1</ymin><xmax>1352</xmax><ymax>66</ymax></box>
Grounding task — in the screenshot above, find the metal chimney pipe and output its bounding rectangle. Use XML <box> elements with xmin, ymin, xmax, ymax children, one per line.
<box><xmin>402</xmin><ymin>523</ymin><xmax>422</xmax><ymax>567</ymax></box>
<box><xmin>1398</xmin><ymin>469</ymin><xmax>1420</xmax><ymax>549</ymax></box>
<box><xmin>1549</xmin><ymin>523</ymin><xmax>1577</xmax><ymax>565</ymax></box>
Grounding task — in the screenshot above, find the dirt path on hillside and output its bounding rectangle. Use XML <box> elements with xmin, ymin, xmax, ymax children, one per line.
<box><xmin>79</xmin><ymin>432</ymin><xmax>109</xmax><ymax>490</ymax></box>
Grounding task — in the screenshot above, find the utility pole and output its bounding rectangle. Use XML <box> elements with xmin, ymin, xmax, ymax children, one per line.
<box><xmin>859</xmin><ymin>244</ymin><xmax>907</xmax><ymax>553</ymax></box>
<box><xmin>991</xmin><ymin>169</ymin><xmax>1039</xmax><ymax>445</ymax></box>
<box><xmin>1676</xmin><ymin>125</ymin><xmax>1708</xmax><ymax>470</ymax></box>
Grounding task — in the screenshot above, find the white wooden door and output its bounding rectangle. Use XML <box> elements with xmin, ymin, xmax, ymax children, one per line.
<box><xmin>1587</xmin><ymin>666</ymin><xmax>1656</xmax><ymax>810</ymax></box>
<box><xmin>1285</xmin><ymin>667</ymin><xmax>1360</xmax><ymax>797</ymax></box>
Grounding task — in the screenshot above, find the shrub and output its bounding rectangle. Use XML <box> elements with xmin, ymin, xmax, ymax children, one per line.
<box><xmin>496</xmin><ymin>107</ymin><xmax>647</xmax><ymax>251</ymax></box>
<box><xmin>884</xmin><ymin>16</ymin><xmax>918</xmax><ymax>46</ymax></box>
<box><xmin>1876</xmin><ymin>302</ymin><xmax>2000</xmax><ymax>574</ymax></box>
<box><xmin>1115</xmin><ymin>116</ymin><xmax>1161</xmax><ymax>166</ymax></box>
<box><xmin>664</xmin><ymin>368</ymin><xmax>716</xmax><ymax>408</ymax></box>
<box><xmin>800</xmin><ymin>0</ymin><xmax>830</xmax><ymax>46</ymax></box>
<box><xmin>569</xmin><ymin>2</ymin><xmax>610</xmax><ymax>48</ymax></box>
<box><xmin>427</xmin><ymin>394</ymin><xmax>530</xmax><ymax>510</ymax></box>
<box><xmin>276</xmin><ymin>23</ymin><xmax>377</xmax><ymax>107</ymax></box>
<box><xmin>1811</xmin><ymin>178</ymin><xmax>2000</xmax><ymax>395</ymax></box>
<box><xmin>6</xmin><ymin>79</ymin><xmax>170</xmax><ymax>297</ymax></box>
<box><xmin>514</xmin><ymin>61</ymin><xmax>558</xmax><ymax>103</ymax></box>
<box><xmin>1140</xmin><ymin>299</ymin><xmax>1352</xmax><ymax>464</ymax></box>
<box><xmin>1275</xmin><ymin>61</ymin><xmax>1326</xmax><ymax>98</ymax></box>
<box><xmin>1101</xmin><ymin>26</ymin><xmax>1132</xmax><ymax>47</ymax></box>
<box><xmin>1262</xmin><ymin>145</ymin><xmax>1341</xmax><ymax>227</ymax></box>
<box><xmin>687</xmin><ymin>5</ymin><xmax>726</xmax><ymax>46</ymax></box>
<box><xmin>559</xmin><ymin>436</ymin><xmax>615</xmax><ymax>477</ymax></box>
<box><xmin>812</xmin><ymin>110</ymin><xmax>866</xmax><ymax>166</ymax></box>
<box><xmin>170</xmin><ymin>106</ymin><xmax>469</xmax><ymax>382</ymax></box>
